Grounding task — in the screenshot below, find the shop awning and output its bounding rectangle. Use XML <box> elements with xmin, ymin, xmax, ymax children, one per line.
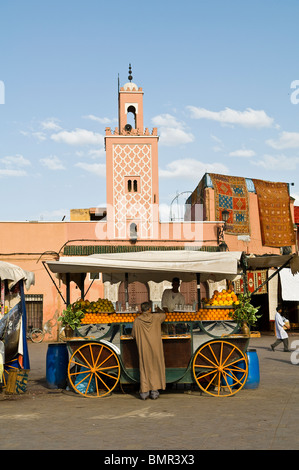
<box><xmin>244</xmin><ymin>253</ymin><xmax>299</xmax><ymax>299</ymax></box>
<box><xmin>245</xmin><ymin>253</ymin><xmax>299</xmax><ymax>274</ymax></box>
<box><xmin>45</xmin><ymin>250</ymin><xmax>243</xmax><ymax>284</ymax></box>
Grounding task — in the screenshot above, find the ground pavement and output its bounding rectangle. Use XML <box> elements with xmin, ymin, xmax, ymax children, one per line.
<box><xmin>1</xmin><ymin>334</ymin><xmax>299</xmax><ymax>451</ymax></box>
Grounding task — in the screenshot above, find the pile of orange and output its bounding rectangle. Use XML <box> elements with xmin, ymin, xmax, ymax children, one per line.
<box><xmin>81</xmin><ymin>308</ymin><xmax>233</xmax><ymax>325</ymax></box>
<box><xmin>165</xmin><ymin>312</ymin><xmax>198</xmax><ymax>322</ymax></box>
<box><xmin>164</xmin><ymin>309</ymin><xmax>232</xmax><ymax>322</ymax></box>
<box><xmin>196</xmin><ymin>308</ymin><xmax>232</xmax><ymax>321</ymax></box>
<box><xmin>81</xmin><ymin>312</ymin><xmax>139</xmax><ymax>325</ymax></box>
<box><xmin>202</xmin><ymin>289</ymin><xmax>239</xmax><ymax>307</ymax></box>
<box><xmin>74</xmin><ymin>297</ymin><xmax>115</xmax><ymax>313</ymax></box>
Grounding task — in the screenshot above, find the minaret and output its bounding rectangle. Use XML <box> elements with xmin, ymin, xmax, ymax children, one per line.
<box><xmin>118</xmin><ymin>64</ymin><xmax>144</xmax><ymax>133</ymax></box>
<box><xmin>105</xmin><ymin>65</ymin><xmax>159</xmax><ymax>241</ymax></box>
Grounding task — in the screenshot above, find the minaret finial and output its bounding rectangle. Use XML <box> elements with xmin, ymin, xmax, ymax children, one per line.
<box><xmin>128</xmin><ymin>64</ymin><xmax>133</xmax><ymax>82</ymax></box>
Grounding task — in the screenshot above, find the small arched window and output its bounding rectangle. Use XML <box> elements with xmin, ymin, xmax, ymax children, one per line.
<box><xmin>127</xmin><ymin>105</ymin><xmax>136</xmax><ymax>128</ymax></box>
<box><xmin>125</xmin><ymin>176</ymin><xmax>140</xmax><ymax>194</ymax></box>
<box><xmin>130</xmin><ymin>223</ymin><xmax>138</xmax><ymax>242</ymax></box>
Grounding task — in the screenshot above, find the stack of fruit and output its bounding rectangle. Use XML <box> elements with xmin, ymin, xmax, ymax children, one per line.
<box><xmin>73</xmin><ymin>298</ymin><xmax>113</xmax><ymax>324</ymax></box>
<box><xmin>165</xmin><ymin>311</ymin><xmax>199</xmax><ymax>322</ymax></box>
<box><xmin>81</xmin><ymin>311</ymin><xmax>139</xmax><ymax>325</ymax></box>
<box><xmin>164</xmin><ymin>310</ymin><xmax>231</xmax><ymax>321</ymax></box>
<box><xmin>77</xmin><ymin>293</ymin><xmax>240</xmax><ymax>325</ymax></box>
<box><xmin>196</xmin><ymin>308</ymin><xmax>232</xmax><ymax>321</ymax></box>
<box><xmin>202</xmin><ymin>289</ymin><xmax>239</xmax><ymax>307</ymax></box>
<box><xmin>80</xmin><ymin>309</ymin><xmax>234</xmax><ymax>325</ymax></box>
<box><xmin>73</xmin><ymin>298</ymin><xmax>114</xmax><ymax>313</ymax></box>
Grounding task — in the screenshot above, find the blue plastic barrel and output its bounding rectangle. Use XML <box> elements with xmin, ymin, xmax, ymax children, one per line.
<box><xmin>46</xmin><ymin>343</ymin><xmax>69</xmax><ymax>389</ymax></box>
<box><xmin>244</xmin><ymin>349</ymin><xmax>260</xmax><ymax>389</ymax></box>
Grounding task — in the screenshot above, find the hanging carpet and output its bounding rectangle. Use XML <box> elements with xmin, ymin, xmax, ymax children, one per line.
<box><xmin>251</xmin><ymin>179</ymin><xmax>295</xmax><ymax>247</ymax></box>
<box><xmin>209</xmin><ymin>173</ymin><xmax>250</xmax><ymax>235</ymax></box>
<box><xmin>234</xmin><ymin>270</ymin><xmax>267</xmax><ymax>295</ymax></box>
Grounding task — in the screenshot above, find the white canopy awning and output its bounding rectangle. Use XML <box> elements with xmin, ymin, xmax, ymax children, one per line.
<box><xmin>279</xmin><ymin>268</ymin><xmax>299</xmax><ymax>301</ymax></box>
<box><xmin>45</xmin><ymin>250</ymin><xmax>243</xmax><ymax>284</ymax></box>
<box><xmin>0</xmin><ymin>261</ymin><xmax>35</xmax><ymax>290</ymax></box>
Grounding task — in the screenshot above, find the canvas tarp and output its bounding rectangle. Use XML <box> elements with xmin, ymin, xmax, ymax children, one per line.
<box><xmin>45</xmin><ymin>250</ymin><xmax>243</xmax><ymax>284</ymax></box>
<box><xmin>0</xmin><ymin>263</ymin><xmax>32</xmax><ymax>370</ymax></box>
<box><xmin>0</xmin><ymin>261</ymin><xmax>35</xmax><ymax>290</ymax></box>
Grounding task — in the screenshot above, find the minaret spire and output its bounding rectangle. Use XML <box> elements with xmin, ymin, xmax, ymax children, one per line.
<box><xmin>128</xmin><ymin>64</ymin><xmax>133</xmax><ymax>82</ymax></box>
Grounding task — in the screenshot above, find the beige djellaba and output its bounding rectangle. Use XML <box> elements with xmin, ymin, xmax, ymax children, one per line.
<box><xmin>132</xmin><ymin>312</ymin><xmax>166</xmax><ymax>394</ymax></box>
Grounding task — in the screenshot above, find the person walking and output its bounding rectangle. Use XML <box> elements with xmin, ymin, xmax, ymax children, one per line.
<box><xmin>270</xmin><ymin>306</ymin><xmax>290</xmax><ymax>352</ymax></box>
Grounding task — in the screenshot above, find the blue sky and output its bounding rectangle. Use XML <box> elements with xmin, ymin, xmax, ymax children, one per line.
<box><xmin>1</xmin><ymin>0</ymin><xmax>299</xmax><ymax>221</ymax></box>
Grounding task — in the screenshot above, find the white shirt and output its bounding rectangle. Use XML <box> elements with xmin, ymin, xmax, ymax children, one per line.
<box><xmin>275</xmin><ymin>312</ymin><xmax>288</xmax><ymax>339</ymax></box>
<box><xmin>161</xmin><ymin>289</ymin><xmax>185</xmax><ymax>312</ymax></box>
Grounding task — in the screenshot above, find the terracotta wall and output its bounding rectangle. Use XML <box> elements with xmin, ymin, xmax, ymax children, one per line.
<box><xmin>0</xmin><ymin>219</ymin><xmax>218</xmax><ymax>340</ymax></box>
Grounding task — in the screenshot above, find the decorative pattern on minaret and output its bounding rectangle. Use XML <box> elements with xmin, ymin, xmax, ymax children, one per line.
<box><xmin>112</xmin><ymin>144</ymin><xmax>153</xmax><ymax>239</ymax></box>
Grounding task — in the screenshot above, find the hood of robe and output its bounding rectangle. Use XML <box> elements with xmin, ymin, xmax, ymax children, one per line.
<box><xmin>138</xmin><ymin>312</ymin><xmax>155</xmax><ymax>332</ymax></box>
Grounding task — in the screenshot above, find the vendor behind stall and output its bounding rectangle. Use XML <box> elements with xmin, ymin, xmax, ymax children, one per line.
<box><xmin>161</xmin><ymin>277</ymin><xmax>185</xmax><ymax>313</ymax></box>
<box><xmin>132</xmin><ymin>301</ymin><xmax>166</xmax><ymax>400</ymax></box>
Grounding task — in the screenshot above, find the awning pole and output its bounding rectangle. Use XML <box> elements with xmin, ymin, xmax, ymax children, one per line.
<box><xmin>251</xmin><ymin>258</ymin><xmax>292</xmax><ymax>295</ymax></box>
<box><xmin>84</xmin><ymin>276</ymin><xmax>96</xmax><ymax>298</ymax></box>
<box><xmin>80</xmin><ymin>273</ymin><xmax>85</xmax><ymax>299</ymax></box>
<box><xmin>66</xmin><ymin>273</ymin><xmax>70</xmax><ymax>305</ymax></box>
<box><xmin>196</xmin><ymin>273</ymin><xmax>200</xmax><ymax>309</ymax></box>
<box><xmin>125</xmin><ymin>272</ymin><xmax>129</xmax><ymax>309</ymax></box>
<box><xmin>42</xmin><ymin>261</ymin><xmax>66</xmax><ymax>304</ymax></box>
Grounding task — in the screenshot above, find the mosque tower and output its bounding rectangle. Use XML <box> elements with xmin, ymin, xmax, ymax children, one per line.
<box><xmin>105</xmin><ymin>65</ymin><xmax>159</xmax><ymax>241</ymax></box>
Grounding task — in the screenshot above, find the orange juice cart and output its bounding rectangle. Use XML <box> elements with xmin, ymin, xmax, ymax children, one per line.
<box><xmin>44</xmin><ymin>250</ymin><xmax>250</xmax><ymax>398</ymax></box>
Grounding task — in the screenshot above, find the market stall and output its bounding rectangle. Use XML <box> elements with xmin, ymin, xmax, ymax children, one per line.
<box><xmin>44</xmin><ymin>250</ymin><xmax>254</xmax><ymax>398</ymax></box>
<box><xmin>242</xmin><ymin>252</ymin><xmax>299</xmax><ymax>327</ymax></box>
<box><xmin>0</xmin><ymin>261</ymin><xmax>35</xmax><ymax>392</ymax></box>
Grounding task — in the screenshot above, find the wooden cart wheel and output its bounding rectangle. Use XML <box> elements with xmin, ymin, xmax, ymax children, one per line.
<box><xmin>68</xmin><ymin>342</ymin><xmax>121</xmax><ymax>397</ymax></box>
<box><xmin>192</xmin><ymin>340</ymin><xmax>248</xmax><ymax>397</ymax></box>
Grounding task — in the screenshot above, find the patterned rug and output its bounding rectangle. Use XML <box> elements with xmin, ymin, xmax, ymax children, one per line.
<box><xmin>209</xmin><ymin>173</ymin><xmax>250</xmax><ymax>235</ymax></box>
<box><xmin>234</xmin><ymin>270</ymin><xmax>267</xmax><ymax>294</ymax></box>
<box><xmin>252</xmin><ymin>179</ymin><xmax>295</xmax><ymax>247</ymax></box>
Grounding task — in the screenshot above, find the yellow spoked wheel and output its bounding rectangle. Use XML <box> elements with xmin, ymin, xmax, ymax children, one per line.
<box><xmin>192</xmin><ymin>340</ymin><xmax>248</xmax><ymax>397</ymax></box>
<box><xmin>68</xmin><ymin>342</ymin><xmax>121</xmax><ymax>398</ymax></box>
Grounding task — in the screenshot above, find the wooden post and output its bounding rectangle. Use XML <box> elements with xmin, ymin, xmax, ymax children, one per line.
<box><xmin>80</xmin><ymin>273</ymin><xmax>85</xmax><ymax>299</ymax></box>
<box><xmin>125</xmin><ymin>273</ymin><xmax>129</xmax><ymax>309</ymax></box>
<box><xmin>66</xmin><ymin>273</ymin><xmax>70</xmax><ymax>305</ymax></box>
<box><xmin>196</xmin><ymin>273</ymin><xmax>200</xmax><ymax>310</ymax></box>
